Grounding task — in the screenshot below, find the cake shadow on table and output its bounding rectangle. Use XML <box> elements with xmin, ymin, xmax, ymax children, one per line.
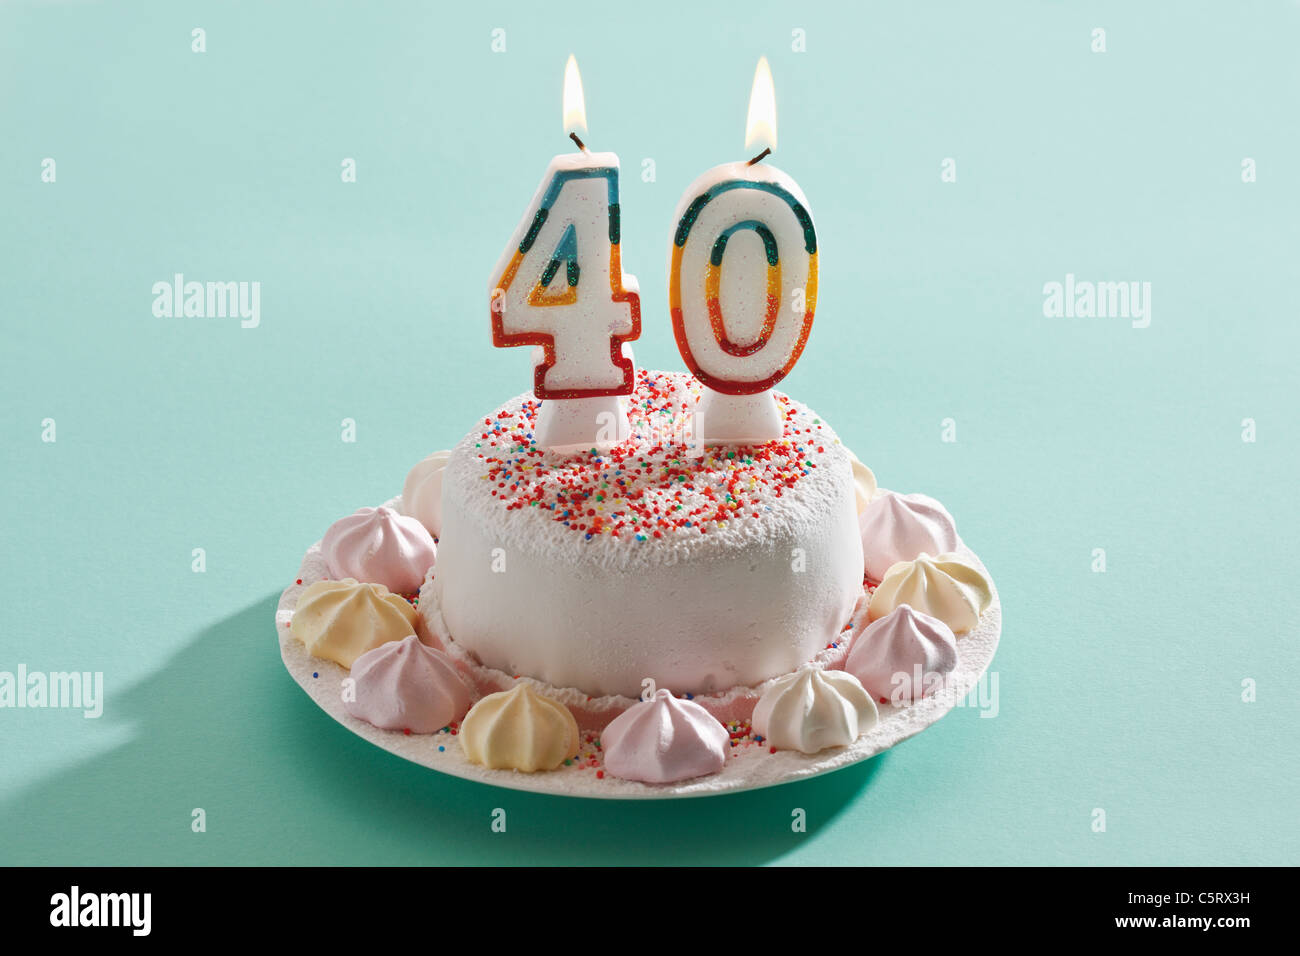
<box><xmin>2</xmin><ymin>595</ymin><xmax>884</xmax><ymax>866</ymax></box>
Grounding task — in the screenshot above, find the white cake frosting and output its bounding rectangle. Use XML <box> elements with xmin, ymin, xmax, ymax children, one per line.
<box><xmin>430</xmin><ymin>370</ymin><xmax>865</xmax><ymax>699</ymax></box>
<box><xmin>419</xmin><ymin>557</ymin><xmax>862</xmax><ymax>733</ymax></box>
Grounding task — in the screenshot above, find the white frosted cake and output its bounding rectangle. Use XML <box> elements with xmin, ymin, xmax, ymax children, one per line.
<box><xmin>430</xmin><ymin>369</ymin><xmax>862</xmax><ymax>699</ymax></box>
<box><xmin>279</xmin><ymin>372</ymin><xmax>996</xmax><ymax>787</ymax></box>
<box><xmin>275</xmin><ymin>54</ymin><xmax>1002</xmax><ymax>791</ymax></box>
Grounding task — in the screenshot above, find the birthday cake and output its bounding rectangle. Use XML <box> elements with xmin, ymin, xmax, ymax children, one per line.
<box><xmin>276</xmin><ymin>373</ymin><xmax>997</xmax><ymax>786</ymax></box>
<box><xmin>275</xmin><ymin>57</ymin><xmax>998</xmax><ymax>790</ymax></box>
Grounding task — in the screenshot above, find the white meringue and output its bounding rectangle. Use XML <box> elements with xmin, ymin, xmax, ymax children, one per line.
<box><xmin>858</xmin><ymin>492</ymin><xmax>958</xmax><ymax>582</ymax></box>
<box><xmin>867</xmin><ymin>552</ymin><xmax>992</xmax><ymax>635</ymax></box>
<box><xmin>602</xmin><ymin>689</ymin><xmax>729</xmax><ymax>784</ymax></box>
<box><xmin>293</xmin><ymin>578</ymin><xmax>418</xmax><ymax>668</ymax></box>
<box><xmin>846</xmin><ymin>604</ymin><xmax>958</xmax><ymax>704</ymax></box>
<box><xmin>846</xmin><ymin>450</ymin><xmax>878</xmax><ymax>514</ymax></box>
<box><xmin>322</xmin><ymin>506</ymin><xmax>436</xmax><ymax>594</ymax></box>
<box><xmin>752</xmin><ymin>665</ymin><xmax>878</xmax><ymax>754</ymax></box>
<box><xmin>400</xmin><ymin>450</ymin><xmax>452</xmax><ymax>538</ymax></box>
<box><xmin>344</xmin><ymin>635</ymin><xmax>473</xmax><ymax>733</ymax></box>
<box><xmin>460</xmin><ymin>683</ymin><xmax>580</xmax><ymax>772</ymax></box>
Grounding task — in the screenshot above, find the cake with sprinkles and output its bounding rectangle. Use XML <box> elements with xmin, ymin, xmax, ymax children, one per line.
<box><xmin>273</xmin><ymin>54</ymin><xmax>1004</xmax><ymax>792</ymax></box>
<box><xmin>428</xmin><ymin>369</ymin><xmax>863</xmax><ymax>702</ymax></box>
<box><xmin>276</xmin><ymin>362</ymin><xmax>999</xmax><ymax>788</ymax></box>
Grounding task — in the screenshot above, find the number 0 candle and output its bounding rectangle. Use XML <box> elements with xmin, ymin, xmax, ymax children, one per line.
<box><xmin>669</xmin><ymin>57</ymin><xmax>817</xmax><ymax>444</ymax></box>
<box><xmin>489</xmin><ymin>55</ymin><xmax>641</xmax><ymax>449</ymax></box>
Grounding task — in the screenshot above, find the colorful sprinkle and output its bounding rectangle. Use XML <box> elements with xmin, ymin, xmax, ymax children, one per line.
<box><xmin>466</xmin><ymin>370</ymin><xmax>833</xmax><ymax>543</ymax></box>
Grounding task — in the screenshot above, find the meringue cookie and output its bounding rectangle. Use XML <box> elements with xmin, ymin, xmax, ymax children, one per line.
<box><xmin>859</xmin><ymin>492</ymin><xmax>959</xmax><ymax>581</ymax></box>
<box><xmin>867</xmin><ymin>552</ymin><xmax>992</xmax><ymax>635</ymax></box>
<box><xmin>846</xmin><ymin>450</ymin><xmax>878</xmax><ymax>514</ymax></box>
<box><xmin>344</xmin><ymin>635</ymin><xmax>473</xmax><ymax>733</ymax></box>
<box><xmin>322</xmin><ymin>506</ymin><xmax>437</xmax><ymax>594</ymax></box>
<box><xmin>460</xmin><ymin>683</ymin><xmax>580</xmax><ymax>772</ymax></box>
<box><xmin>602</xmin><ymin>689</ymin><xmax>729</xmax><ymax>784</ymax></box>
<box><xmin>846</xmin><ymin>604</ymin><xmax>959</xmax><ymax>703</ymax></box>
<box><xmin>400</xmin><ymin>450</ymin><xmax>452</xmax><ymax>537</ymax></box>
<box><xmin>753</xmin><ymin>665</ymin><xmax>878</xmax><ymax>754</ymax></box>
<box><xmin>293</xmin><ymin>578</ymin><xmax>418</xmax><ymax>668</ymax></box>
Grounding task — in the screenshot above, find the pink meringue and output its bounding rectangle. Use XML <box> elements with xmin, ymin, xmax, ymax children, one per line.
<box><xmin>845</xmin><ymin>604</ymin><xmax>958</xmax><ymax>704</ymax></box>
<box><xmin>859</xmin><ymin>492</ymin><xmax>959</xmax><ymax>582</ymax></box>
<box><xmin>344</xmin><ymin>635</ymin><xmax>472</xmax><ymax>733</ymax></box>
<box><xmin>602</xmin><ymin>689</ymin><xmax>729</xmax><ymax>784</ymax></box>
<box><xmin>322</xmin><ymin>506</ymin><xmax>436</xmax><ymax>594</ymax></box>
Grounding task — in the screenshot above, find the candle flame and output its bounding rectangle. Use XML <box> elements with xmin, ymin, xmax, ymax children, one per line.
<box><xmin>562</xmin><ymin>54</ymin><xmax>588</xmax><ymax>139</ymax></box>
<box><xmin>744</xmin><ymin>56</ymin><xmax>777</xmax><ymax>153</ymax></box>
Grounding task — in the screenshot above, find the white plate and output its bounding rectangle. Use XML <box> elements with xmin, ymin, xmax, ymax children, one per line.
<box><xmin>276</xmin><ymin>512</ymin><xmax>1000</xmax><ymax>800</ymax></box>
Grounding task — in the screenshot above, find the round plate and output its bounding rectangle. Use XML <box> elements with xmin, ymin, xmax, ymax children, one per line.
<box><xmin>276</xmin><ymin>509</ymin><xmax>1001</xmax><ymax>800</ymax></box>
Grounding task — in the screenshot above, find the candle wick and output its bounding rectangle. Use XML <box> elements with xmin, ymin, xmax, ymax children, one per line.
<box><xmin>569</xmin><ymin>131</ymin><xmax>587</xmax><ymax>151</ymax></box>
<box><xmin>746</xmin><ymin>147</ymin><xmax>771</xmax><ymax>166</ymax></box>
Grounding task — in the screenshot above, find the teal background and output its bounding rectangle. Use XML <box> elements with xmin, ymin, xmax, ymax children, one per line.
<box><xmin>2</xmin><ymin>0</ymin><xmax>1296</xmax><ymax>865</ymax></box>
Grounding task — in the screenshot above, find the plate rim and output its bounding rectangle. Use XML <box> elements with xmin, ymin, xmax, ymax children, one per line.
<box><xmin>275</xmin><ymin>506</ymin><xmax>1001</xmax><ymax>800</ymax></box>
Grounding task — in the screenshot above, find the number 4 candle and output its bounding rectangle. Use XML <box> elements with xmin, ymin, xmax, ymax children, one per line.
<box><xmin>489</xmin><ymin>56</ymin><xmax>641</xmax><ymax>450</ymax></box>
<box><xmin>669</xmin><ymin>57</ymin><xmax>817</xmax><ymax>444</ymax></box>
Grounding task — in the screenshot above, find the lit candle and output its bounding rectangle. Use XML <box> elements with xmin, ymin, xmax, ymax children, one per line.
<box><xmin>668</xmin><ymin>57</ymin><xmax>817</xmax><ymax>444</ymax></box>
<box><xmin>489</xmin><ymin>55</ymin><xmax>641</xmax><ymax>450</ymax></box>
